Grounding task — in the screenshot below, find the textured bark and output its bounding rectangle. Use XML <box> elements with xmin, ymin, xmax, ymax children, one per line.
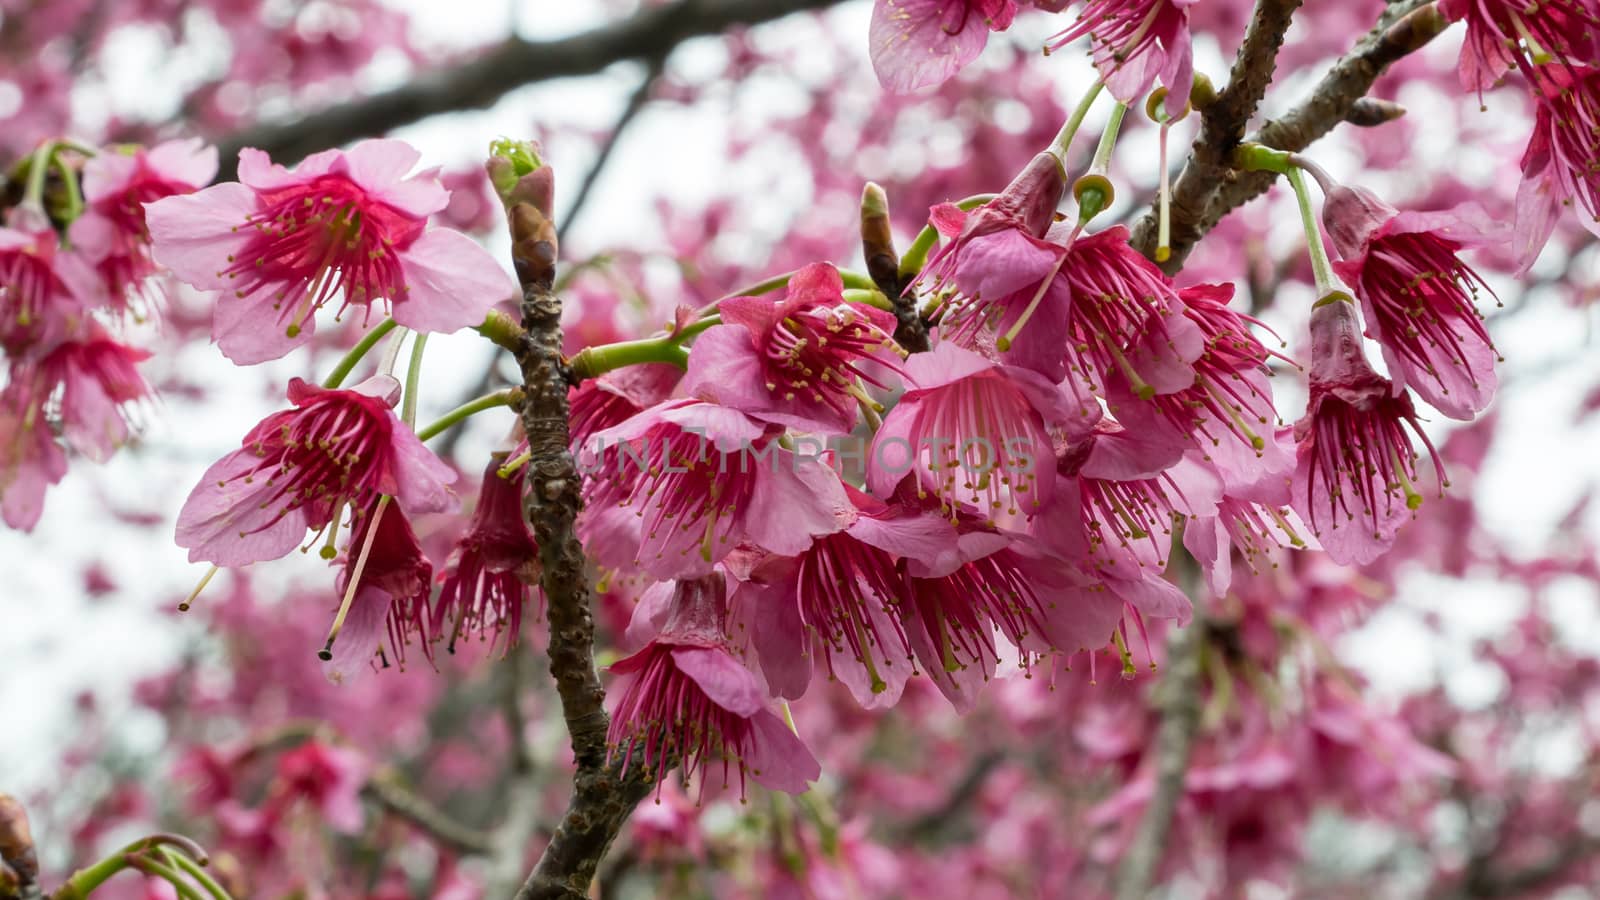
<box><xmin>1131</xmin><ymin>0</ymin><xmax>1449</xmax><ymax>272</ymax></box>
<box><xmin>213</xmin><ymin>0</ymin><xmax>846</xmax><ymax>180</ymax></box>
<box><xmin>1130</xmin><ymin>0</ymin><xmax>1303</xmax><ymax>270</ymax></box>
<box><xmin>503</xmin><ymin>197</ymin><xmax>655</xmax><ymax>900</ymax></box>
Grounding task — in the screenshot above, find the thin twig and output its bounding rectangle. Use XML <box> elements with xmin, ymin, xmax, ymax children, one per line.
<box><xmin>363</xmin><ymin>772</ymin><xmax>495</xmax><ymax>857</ymax></box>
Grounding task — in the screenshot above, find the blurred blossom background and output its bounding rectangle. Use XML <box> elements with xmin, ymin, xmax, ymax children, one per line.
<box><xmin>3</xmin><ymin>0</ymin><xmax>1600</xmax><ymax>897</ymax></box>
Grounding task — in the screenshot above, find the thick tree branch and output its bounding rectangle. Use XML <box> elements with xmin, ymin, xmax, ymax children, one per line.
<box><xmin>1130</xmin><ymin>0</ymin><xmax>1302</xmax><ymax>268</ymax></box>
<box><xmin>1133</xmin><ymin>0</ymin><xmax>1449</xmax><ymax>272</ymax></box>
<box><xmin>212</xmin><ymin>0</ymin><xmax>844</xmax><ymax>179</ymax></box>
<box><xmin>503</xmin><ymin>186</ymin><xmax>654</xmax><ymax>900</ymax></box>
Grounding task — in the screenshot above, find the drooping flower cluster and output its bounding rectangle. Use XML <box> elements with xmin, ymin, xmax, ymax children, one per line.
<box><xmin>1</xmin><ymin>140</ymin><xmax>209</xmax><ymax>530</ymax></box>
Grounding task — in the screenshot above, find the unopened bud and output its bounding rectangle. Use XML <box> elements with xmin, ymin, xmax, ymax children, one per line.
<box><xmin>487</xmin><ymin>138</ymin><xmax>554</xmax><ymax>217</ymax></box>
<box><xmin>1343</xmin><ymin>98</ymin><xmax>1407</xmax><ymax>127</ymax></box>
<box><xmin>860</xmin><ymin>182</ymin><xmax>900</xmax><ymax>295</ymax></box>
<box><xmin>0</xmin><ymin>795</ymin><xmax>38</xmax><ymax>890</ymax></box>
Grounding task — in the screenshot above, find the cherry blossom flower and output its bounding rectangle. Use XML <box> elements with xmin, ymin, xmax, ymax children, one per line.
<box><xmin>607</xmin><ymin>574</ymin><xmax>821</xmax><ymax>796</ymax></box>
<box><xmin>1289</xmin><ymin>300</ymin><xmax>1444</xmax><ymax>565</ymax></box>
<box><xmin>0</xmin><ymin>376</ymin><xmax>66</xmax><ymax>531</ymax></box>
<box><xmin>683</xmin><ymin>262</ymin><xmax>902</xmax><ymax>434</ymax></box>
<box><xmin>269</xmin><ymin>741</ymin><xmax>368</xmax><ymax>834</ymax></box>
<box><xmin>1105</xmin><ymin>283</ymin><xmax>1294</xmax><ymax>483</ymax></box>
<box><xmin>33</xmin><ymin>326</ymin><xmax>154</xmax><ymax>463</ymax></box>
<box><xmin>145</xmin><ymin>139</ymin><xmax>515</xmax><ymax>364</ymax></box>
<box><xmin>1047</xmin><ymin>0</ymin><xmax>1197</xmax><ymax>116</ymax></box>
<box><xmin>923</xmin><ymin>152</ymin><xmax>1072</xmax><ymax>376</ymax></box>
<box><xmin>1439</xmin><ymin>0</ymin><xmax>1600</xmax><ymax>93</ymax></box>
<box><xmin>868</xmin><ymin>341</ymin><xmax>1079</xmax><ymax>520</ymax></box>
<box><xmin>1514</xmin><ymin>66</ymin><xmax>1600</xmax><ymax>271</ymax></box>
<box><xmin>175</xmin><ymin>374</ymin><xmax>456</xmax><ymax>567</ymax></box>
<box><xmin>743</xmin><ymin>487</ymin><xmax>958</xmax><ymax>708</ymax></box>
<box><xmin>1319</xmin><ymin>181</ymin><xmax>1499</xmax><ymax>419</ymax></box>
<box><xmin>870</xmin><ymin>0</ymin><xmax>1018</xmax><ymax>93</ymax></box>
<box><xmin>324</xmin><ymin>498</ymin><xmax>434</xmax><ymax>678</ymax></box>
<box><xmin>580</xmin><ymin>399</ymin><xmax>850</xmax><ymax>579</ymax></box>
<box><xmin>69</xmin><ymin>137</ymin><xmax>217</xmax><ymax>311</ymax></box>
<box><xmin>0</xmin><ymin>209</ymin><xmax>100</xmax><ymax>357</ymax></box>
<box><xmin>899</xmin><ymin>527</ymin><xmax>1120</xmax><ymax>711</ymax></box>
<box><xmin>1030</xmin><ymin>423</ymin><xmax>1216</xmax><ymax>620</ymax></box>
<box><xmin>1049</xmin><ymin>224</ymin><xmax>1205</xmax><ymax>413</ymax></box>
<box><xmin>435</xmin><ymin>456</ymin><xmax>539</xmax><ymax>655</ymax></box>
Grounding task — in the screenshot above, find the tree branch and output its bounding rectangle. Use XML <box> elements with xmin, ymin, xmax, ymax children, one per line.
<box><xmin>1132</xmin><ymin>0</ymin><xmax>1449</xmax><ymax>272</ymax></box>
<box><xmin>212</xmin><ymin>0</ymin><xmax>845</xmax><ymax>179</ymax></box>
<box><xmin>1130</xmin><ymin>0</ymin><xmax>1303</xmax><ymax>268</ymax></box>
<box><xmin>503</xmin><ymin>184</ymin><xmax>654</xmax><ymax>900</ymax></box>
<box><xmin>1113</xmin><ymin>562</ymin><xmax>1207</xmax><ymax>900</ymax></box>
<box><xmin>364</xmin><ymin>772</ymin><xmax>495</xmax><ymax>857</ymax></box>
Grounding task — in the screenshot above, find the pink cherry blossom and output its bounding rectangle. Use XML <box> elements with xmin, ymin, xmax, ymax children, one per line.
<box><xmin>1048</xmin><ymin>0</ymin><xmax>1197</xmax><ymax>116</ymax></box>
<box><xmin>32</xmin><ymin>326</ymin><xmax>154</xmax><ymax>463</ymax></box>
<box><xmin>923</xmin><ymin>152</ymin><xmax>1073</xmax><ymax>377</ymax></box>
<box><xmin>683</xmin><ymin>262</ymin><xmax>902</xmax><ymax>434</ymax></box>
<box><xmin>1289</xmin><ymin>300</ymin><xmax>1445</xmax><ymax>566</ymax></box>
<box><xmin>744</xmin><ymin>487</ymin><xmax>958</xmax><ymax>708</ymax></box>
<box><xmin>1049</xmin><ymin>224</ymin><xmax>1206</xmax><ymax>417</ymax></box>
<box><xmin>870</xmin><ymin>0</ymin><xmax>1018</xmax><ymax>93</ymax></box>
<box><xmin>607</xmin><ymin>574</ymin><xmax>821</xmax><ymax>797</ymax></box>
<box><xmin>0</xmin><ymin>375</ymin><xmax>66</xmax><ymax>531</ymax></box>
<box><xmin>1514</xmin><ymin>66</ymin><xmax>1600</xmax><ymax>271</ymax></box>
<box><xmin>898</xmin><ymin>527</ymin><xmax>1122</xmax><ymax>711</ymax></box>
<box><xmin>1105</xmin><ymin>283</ymin><xmax>1294</xmax><ymax>484</ymax></box>
<box><xmin>269</xmin><ymin>741</ymin><xmax>368</xmax><ymax>834</ymax></box>
<box><xmin>68</xmin><ymin>137</ymin><xmax>217</xmax><ymax>311</ymax></box>
<box><xmin>580</xmin><ymin>398</ymin><xmax>851</xmax><ymax>579</ymax></box>
<box><xmin>1320</xmin><ymin>182</ymin><xmax>1500</xmax><ymax>419</ymax></box>
<box><xmin>144</xmin><ymin>139</ymin><xmax>516</xmax><ymax>364</ymax></box>
<box><xmin>1438</xmin><ymin>0</ymin><xmax>1600</xmax><ymax>93</ymax></box>
<box><xmin>1029</xmin><ymin>423</ymin><xmax>1217</xmax><ymax>620</ymax></box>
<box><xmin>868</xmin><ymin>341</ymin><xmax>1079</xmax><ymax>520</ymax></box>
<box><xmin>175</xmin><ymin>374</ymin><xmax>456</xmax><ymax>567</ymax></box>
<box><xmin>0</xmin><ymin>209</ymin><xmax>100</xmax><ymax>357</ymax></box>
<box><xmin>435</xmin><ymin>456</ymin><xmax>540</xmax><ymax>655</ymax></box>
<box><xmin>325</xmin><ymin>498</ymin><xmax>434</xmax><ymax>676</ymax></box>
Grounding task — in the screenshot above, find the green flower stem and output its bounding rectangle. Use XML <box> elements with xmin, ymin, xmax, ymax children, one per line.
<box><xmin>1287</xmin><ymin>167</ymin><xmax>1339</xmax><ymax>296</ymax></box>
<box><xmin>158</xmin><ymin>848</ymin><xmax>232</xmax><ymax>900</ymax></box>
<box><xmin>22</xmin><ymin>141</ymin><xmax>55</xmax><ymax>212</ymax></box>
<box><xmin>896</xmin><ymin>193</ymin><xmax>1000</xmax><ymax>282</ymax></box>
<box><xmin>475</xmin><ymin>310</ymin><xmax>525</xmax><ymax>353</ymax></box>
<box><xmin>53</xmin><ymin>836</ymin><xmax>210</xmax><ymax>900</ymax></box>
<box><xmin>839</xmin><ymin>269</ymin><xmax>877</xmax><ymax>291</ymax></box>
<box><xmin>568</xmin><ymin>336</ymin><xmax>691</xmax><ymax>381</ymax></box>
<box><xmin>675</xmin><ymin>314</ymin><xmax>721</xmax><ymax>342</ymax></box>
<box><xmin>1091</xmin><ymin>102</ymin><xmax>1127</xmax><ymax>173</ymax></box>
<box><xmin>53</xmin><ymin>151</ymin><xmax>84</xmax><ymax>224</ymax></box>
<box><xmin>1074</xmin><ymin>102</ymin><xmax>1128</xmax><ymax>226</ymax></box>
<box><xmin>841</xmin><ymin>288</ymin><xmax>893</xmax><ymax>310</ymax></box>
<box><xmin>402</xmin><ymin>333</ymin><xmax>428</xmax><ymax>427</ymax></box>
<box><xmin>125</xmin><ymin>854</ymin><xmax>204</xmax><ymax>900</ymax></box>
<box><xmin>1232</xmin><ymin>143</ymin><xmax>1342</xmax><ymax>295</ymax></box>
<box><xmin>415</xmin><ymin>389</ymin><xmax>520</xmax><ymax>442</ymax></box>
<box><xmin>1050</xmin><ymin>79</ymin><xmax>1106</xmax><ymax>162</ymax></box>
<box><xmin>323</xmin><ymin>318</ymin><xmax>399</xmax><ymax>389</ymax></box>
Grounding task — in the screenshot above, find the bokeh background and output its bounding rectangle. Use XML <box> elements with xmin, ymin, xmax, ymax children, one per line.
<box><xmin>3</xmin><ymin>0</ymin><xmax>1600</xmax><ymax>896</ymax></box>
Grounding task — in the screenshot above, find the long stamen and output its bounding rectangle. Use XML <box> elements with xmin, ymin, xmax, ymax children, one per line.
<box><xmin>320</xmin><ymin>496</ymin><xmax>390</xmax><ymax>660</ymax></box>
